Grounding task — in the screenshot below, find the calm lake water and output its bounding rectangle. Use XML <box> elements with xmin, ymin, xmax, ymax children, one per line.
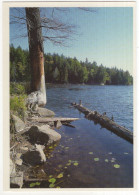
<box><xmin>26</xmin><ymin>85</ymin><xmax>133</xmax><ymax>188</ymax></box>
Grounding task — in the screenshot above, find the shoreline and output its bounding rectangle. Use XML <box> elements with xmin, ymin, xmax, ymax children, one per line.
<box><xmin>46</xmin><ymin>83</ymin><xmax>133</xmax><ymax>86</ymax></box>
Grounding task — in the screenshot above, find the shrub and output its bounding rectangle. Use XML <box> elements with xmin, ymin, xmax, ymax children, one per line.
<box><xmin>10</xmin><ymin>95</ymin><xmax>27</xmax><ymax>120</ymax></box>
<box><xmin>10</xmin><ymin>83</ymin><xmax>26</xmax><ymax>95</ymax></box>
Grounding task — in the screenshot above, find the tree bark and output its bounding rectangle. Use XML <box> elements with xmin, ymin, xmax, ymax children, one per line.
<box><xmin>25</xmin><ymin>8</ymin><xmax>46</xmax><ymax>106</ymax></box>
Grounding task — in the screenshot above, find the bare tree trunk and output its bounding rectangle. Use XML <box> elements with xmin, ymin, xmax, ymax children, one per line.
<box><xmin>25</xmin><ymin>8</ymin><xmax>46</xmax><ymax>106</ymax></box>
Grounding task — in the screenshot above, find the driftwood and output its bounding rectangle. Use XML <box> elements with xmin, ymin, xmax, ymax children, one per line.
<box><xmin>29</xmin><ymin>117</ymin><xmax>79</xmax><ymax>123</ymax></box>
<box><xmin>62</xmin><ymin>122</ymin><xmax>75</xmax><ymax>128</ymax></box>
<box><xmin>73</xmin><ymin>104</ymin><xmax>133</xmax><ymax>144</ymax></box>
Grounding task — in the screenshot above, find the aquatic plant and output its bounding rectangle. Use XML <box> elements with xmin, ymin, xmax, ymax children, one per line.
<box><xmin>73</xmin><ymin>162</ymin><xmax>79</xmax><ymax>166</ymax></box>
<box><xmin>57</xmin><ymin>173</ymin><xmax>64</xmax><ymax>178</ymax></box>
<box><xmin>89</xmin><ymin>152</ymin><xmax>93</xmax><ymax>155</ymax></box>
<box><xmin>29</xmin><ymin>182</ymin><xmax>40</xmax><ymax>187</ymax></box>
<box><xmin>49</xmin><ymin>183</ymin><xmax>55</xmax><ymax>188</ymax></box>
<box><xmin>94</xmin><ymin>158</ymin><xmax>99</xmax><ymax>161</ymax></box>
<box><xmin>113</xmin><ymin>164</ymin><xmax>120</xmax><ymax>168</ymax></box>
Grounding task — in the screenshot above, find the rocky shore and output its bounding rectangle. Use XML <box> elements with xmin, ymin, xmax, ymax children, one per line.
<box><xmin>10</xmin><ymin>104</ymin><xmax>75</xmax><ymax>188</ymax></box>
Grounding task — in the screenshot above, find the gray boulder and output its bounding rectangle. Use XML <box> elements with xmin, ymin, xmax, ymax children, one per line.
<box><xmin>10</xmin><ymin>171</ymin><xmax>23</xmax><ymax>188</ymax></box>
<box><xmin>10</xmin><ymin>159</ymin><xmax>23</xmax><ymax>188</ymax></box>
<box><xmin>35</xmin><ymin>144</ymin><xmax>46</xmax><ymax>162</ymax></box>
<box><xmin>15</xmin><ymin>153</ymin><xmax>23</xmax><ymax>166</ymax></box>
<box><xmin>24</xmin><ymin>125</ymin><xmax>61</xmax><ymax>145</ymax></box>
<box><xmin>10</xmin><ymin>159</ymin><xmax>16</xmax><ymax>175</ymax></box>
<box><xmin>12</xmin><ymin>115</ymin><xmax>25</xmax><ymax>133</ymax></box>
<box><xmin>22</xmin><ymin>150</ymin><xmax>45</xmax><ymax>166</ymax></box>
<box><xmin>55</xmin><ymin>120</ymin><xmax>62</xmax><ymax>129</ymax></box>
<box><xmin>37</xmin><ymin>107</ymin><xmax>55</xmax><ymax>117</ymax></box>
<box><xmin>26</xmin><ymin>90</ymin><xmax>46</xmax><ymax>108</ymax></box>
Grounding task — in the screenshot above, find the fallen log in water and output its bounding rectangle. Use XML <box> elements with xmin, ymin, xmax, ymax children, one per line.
<box><xmin>29</xmin><ymin>117</ymin><xmax>79</xmax><ymax>123</ymax></box>
<box><xmin>73</xmin><ymin>103</ymin><xmax>133</xmax><ymax>144</ymax></box>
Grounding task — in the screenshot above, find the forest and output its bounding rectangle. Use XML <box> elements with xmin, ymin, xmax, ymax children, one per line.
<box><xmin>10</xmin><ymin>45</ymin><xmax>133</xmax><ymax>85</ymax></box>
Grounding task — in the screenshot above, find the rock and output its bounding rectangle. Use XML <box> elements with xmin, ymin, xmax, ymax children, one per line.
<box><xmin>10</xmin><ymin>159</ymin><xmax>16</xmax><ymax>175</ymax></box>
<box><xmin>55</xmin><ymin>120</ymin><xmax>62</xmax><ymax>129</ymax></box>
<box><xmin>12</xmin><ymin>115</ymin><xmax>25</xmax><ymax>133</ymax></box>
<box><xmin>15</xmin><ymin>153</ymin><xmax>23</xmax><ymax>166</ymax></box>
<box><xmin>37</xmin><ymin>107</ymin><xmax>55</xmax><ymax>117</ymax></box>
<box><xmin>16</xmin><ymin>153</ymin><xmax>22</xmax><ymax>159</ymax></box>
<box><xmin>40</xmin><ymin>125</ymin><xmax>61</xmax><ymax>145</ymax></box>
<box><xmin>23</xmin><ymin>125</ymin><xmax>61</xmax><ymax>145</ymax></box>
<box><xmin>47</xmin><ymin>121</ymin><xmax>54</xmax><ymax>127</ymax></box>
<box><xmin>35</xmin><ymin>144</ymin><xmax>46</xmax><ymax>162</ymax></box>
<box><xmin>10</xmin><ymin>171</ymin><xmax>23</xmax><ymax>188</ymax></box>
<box><xmin>20</xmin><ymin>146</ymin><xmax>28</xmax><ymax>152</ymax></box>
<box><xmin>23</xmin><ymin>111</ymin><xmax>29</xmax><ymax>121</ymax></box>
<box><xmin>26</xmin><ymin>90</ymin><xmax>46</xmax><ymax>108</ymax></box>
<box><xmin>15</xmin><ymin>159</ymin><xmax>23</xmax><ymax>166</ymax></box>
<box><xmin>21</xmin><ymin>150</ymin><xmax>45</xmax><ymax>166</ymax></box>
<box><xmin>10</xmin><ymin>160</ymin><xmax>23</xmax><ymax>188</ymax></box>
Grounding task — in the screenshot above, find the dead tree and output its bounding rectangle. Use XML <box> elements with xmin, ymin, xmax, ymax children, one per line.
<box><xmin>25</xmin><ymin>8</ymin><xmax>46</xmax><ymax>106</ymax></box>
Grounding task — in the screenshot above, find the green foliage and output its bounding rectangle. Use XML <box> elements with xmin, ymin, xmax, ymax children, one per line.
<box><xmin>10</xmin><ymin>45</ymin><xmax>30</xmax><ymax>82</ymax></box>
<box><xmin>10</xmin><ymin>83</ymin><xmax>26</xmax><ymax>95</ymax></box>
<box><xmin>113</xmin><ymin>164</ymin><xmax>120</xmax><ymax>168</ymax></box>
<box><xmin>48</xmin><ymin>178</ymin><xmax>56</xmax><ymax>184</ymax></box>
<box><xmin>10</xmin><ymin>45</ymin><xmax>133</xmax><ymax>85</ymax></box>
<box><xmin>94</xmin><ymin>158</ymin><xmax>99</xmax><ymax>161</ymax></box>
<box><xmin>57</xmin><ymin>173</ymin><xmax>64</xmax><ymax>178</ymax></box>
<box><xmin>49</xmin><ymin>183</ymin><xmax>55</xmax><ymax>188</ymax></box>
<box><xmin>29</xmin><ymin>182</ymin><xmax>40</xmax><ymax>187</ymax></box>
<box><xmin>73</xmin><ymin>162</ymin><xmax>79</xmax><ymax>166</ymax></box>
<box><xmin>10</xmin><ymin>95</ymin><xmax>27</xmax><ymax>120</ymax></box>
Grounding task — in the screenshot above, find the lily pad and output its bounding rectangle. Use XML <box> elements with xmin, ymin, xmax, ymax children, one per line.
<box><xmin>49</xmin><ymin>175</ymin><xmax>53</xmax><ymax>178</ymax></box>
<box><xmin>105</xmin><ymin>159</ymin><xmax>109</xmax><ymax>162</ymax></box>
<box><xmin>114</xmin><ymin>164</ymin><xmax>120</xmax><ymax>168</ymax></box>
<box><xmin>30</xmin><ymin>183</ymin><xmax>36</xmax><ymax>187</ymax></box>
<box><xmin>94</xmin><ymin>158</ymin><xmax>99</xmax><ymax>161</ymax></box>
<box><xmin>89</xmin><ymin>152</ymin><xmax>93</xmax><ymax>155</ymax></box>
<box><xmin>65</xmin><ymin>147</ymin><xmax>69</xmax><ymax>150</ymax></box>
<box><xmin>57</xmin><ymin>173</ymin><xmax>63</xmax><ymax>178</ymax></box>
<box><xmin>58</xmin><ymin>165</ymin><xmax>62</xmax><ymax>168</ymax></box>
<box><xmin>66</xmin><ymin>163</ymin><xmax>71</xmax><ymax>166</ymax></box>
<box><xmin>35</xmin><ymin>182</ymin><xmax>40</xmax><ymax>186</ymax></box>
<box><xmin>49</xmin><ymin>183</ymin><xmax>55</xmax><ymax>188</ymax></box>
<box><xmin>73</xmin><ymin>162</ymin><xmax>79</xmax><ymax>166</ymax></box>
<box><xmin>49</xmin><ymin>178</ymin><xmax>56</xmax><ymax>183</ymax></box>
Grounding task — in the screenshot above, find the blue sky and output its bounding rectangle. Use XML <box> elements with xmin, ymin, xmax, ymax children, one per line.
<box><xmin>10</xmin><ymin>7</ymin><xmax>133</xmax><ymax>75</ymax></box>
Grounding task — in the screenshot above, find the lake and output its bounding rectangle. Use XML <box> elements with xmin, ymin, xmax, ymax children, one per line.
<box><xmin>29</xmin><ymin>85</ymin><xmax>133</xmax><ymax>188</ymax></box>
<box><xmin>46</xmin><ymin>84</ymin><xmax>133</xmax><ymax>131</ymax></box>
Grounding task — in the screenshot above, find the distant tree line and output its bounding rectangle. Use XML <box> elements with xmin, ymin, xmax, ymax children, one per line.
<box><xmin>10</xmin><ymin>45</ymin><xmax>133</xmax><ymax>85</ymax></box>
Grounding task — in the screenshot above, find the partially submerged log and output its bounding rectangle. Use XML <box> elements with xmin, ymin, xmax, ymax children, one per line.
<box><xmin>29</xmin><ymin>117</ymin><xmax>79</xmax><ymax>123</ymax></box>
<box><xmin>62</xmin><ymin>122</ymin><xmax>75</xmax><ymax>128</ymax></box>
<box><xmin>73</xmin><ymin>104</ymin><xmax>133</xmax><ymax>144</ymax></box>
